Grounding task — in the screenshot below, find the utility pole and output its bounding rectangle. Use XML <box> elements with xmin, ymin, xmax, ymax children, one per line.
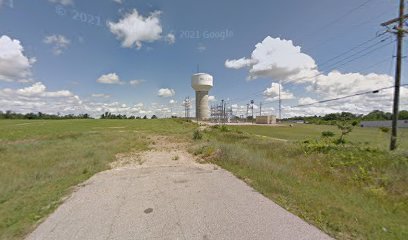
<box><xmin>183</xmin><ymin>97</ymin><xmax>191</xmax><ymax>119</ymax></box>
<box><xmin>381</xmin><ymin>0</ymin><xmax>406</xmax><ymax>150</ymax></box>
<box><xmin>221</xmin><ymin>99</ymin><xmax>224</xmax><ymax>124</ymax></box>
<box><xmin>224</xmin><ymin>101</ymin><xmax>227</xmax><ymax>123</ymax></box>
<box><xmin>278</xmin><ymin>82</ymin><xmax>282</xmax><ymax>120</ymax></box>
<box><xmin>250</xmin><ymin>100</ymin><xmax>254</xmax><ymax>124</ymax></box>
<box><xmin>246</xmin><ymin>104</ymin><xmax>249</xmax><ymax>122</ymax></box>
<box><xmin>259</xmin><ymin>102</ymin><xmax>262</xmax><ymax>116</ymax></box>
<box><xmin>187</xmin><ymin>97</ymin><xmax>190</xmax><ymax>119</ymax></box>
<box><xmin>184</xmin><ymin>97</ymin><xmax>187</xmax><ymax>118</ymax></box>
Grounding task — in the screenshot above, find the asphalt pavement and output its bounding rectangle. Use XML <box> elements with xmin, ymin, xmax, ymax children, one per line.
<box><xmin>26</xmin><ymin>148</ymin><xmax>332</xmax><ymax>240</ymax></box>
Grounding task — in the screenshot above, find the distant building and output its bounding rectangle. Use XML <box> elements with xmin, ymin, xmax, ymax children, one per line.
<box><xmin>287</xmin><ymin>120</ymin><xmax>305</xmax><ymax>124</ymax></box>
<box><xmin>360</xmin><ymin>120</ymin><xmax>408</xmax><ymax>128</ymax></box>
<box><xmin>256</xmin><ymin>115</ymin><xmax>276</xmax><ymax>124</ymax></box>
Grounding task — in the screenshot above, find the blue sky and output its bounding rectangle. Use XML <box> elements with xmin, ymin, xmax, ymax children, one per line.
<box><xmin>0</xmin><ymin>0</ymin><xmax>407</xmax><ymax>117</ymax></box>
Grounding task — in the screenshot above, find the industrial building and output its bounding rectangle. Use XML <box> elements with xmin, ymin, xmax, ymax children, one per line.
<box><xmin>191</xmin><ymin>73</ymin><xmax>213</xmax><ymax>120</ymax></box>
<box><xmin>360</xmin><ymin>120</ymin><xmax>408</xmax><ymax>128</ymax></box>
<box><xmin>256</xmin><ymin>115</ymin><xmax>277</xmax><ymax>124</ymax></box>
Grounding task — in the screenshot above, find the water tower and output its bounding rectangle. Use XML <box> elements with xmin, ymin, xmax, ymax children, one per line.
<box><xmin>191</xmin><ymin>73</ymin><xmax>213</xmax><ymax>120</ymax></box>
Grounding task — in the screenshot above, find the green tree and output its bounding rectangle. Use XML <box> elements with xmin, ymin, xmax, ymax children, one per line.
<box><xmin>399</xmin><ymin>110</ymin><xmax>408</xmax><ymax>120</ymax></box>
<box><xmin>336</xmin><ymin>120</ymin><xmax>354</xmax><ymax>144</ymax></box>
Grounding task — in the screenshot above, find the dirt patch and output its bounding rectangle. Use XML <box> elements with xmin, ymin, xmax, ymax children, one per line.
<box><xmin>110</xmin><ymin>152</ymin><xmax>143</xmax><ymax>168</ymax></box>
<box><xmin>111</xmin><ymin>135</ymin><xmax>212</xmax><ymax>170</ymax></box>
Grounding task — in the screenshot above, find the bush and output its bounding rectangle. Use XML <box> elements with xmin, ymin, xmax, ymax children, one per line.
<box><xmin>379</xmin><ymin>127</ymin><xmax>390</xmax><ymax>133</ymax></box>
<box><xmin>220</xmin><ymin>125</ymin><xmax>230</xmax><ymax>132</ymax></box>
<box><xmin>302</xmin><ymin>139</ymin><xmax>340</xmax><ymax>153</ymax></box>
<box><xmin>193</xmin><ymin>129</ymin><xmax>203</xmax><ymax>140</ymax></box>
<box><xmin>336</xmin><ymin>120</ymin><xmax>355</xmax><ymax>144</ymax></box>
<box><xmin>321</xmin><ymin>131</ymin><xmax>335</xmax><ymax>138</ymax></box>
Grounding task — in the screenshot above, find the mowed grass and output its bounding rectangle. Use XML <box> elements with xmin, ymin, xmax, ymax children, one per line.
<box><xmin>0</xmin><ymin>119</ymin><xmax>194</xmax><ymax>240</ymax></box>
<box><xmin>192</xmin><ymin>125</ymin><xmax>408</xmax><ymax>239</ymax></box>
<box><xmin>229</xmin><ymin>124</ymin><xmax>408</xmax><ymax>150</ymax></box>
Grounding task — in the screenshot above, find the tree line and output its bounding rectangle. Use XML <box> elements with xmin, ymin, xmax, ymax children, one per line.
<box><xmin>286</xmin><ymin>110</ymin><xmax>408</xmax><ymax>124</ymax></box>
<box><xmin>100</xmin><ymin>112</ymin><xmax>158</xmax><ymax>119</ymax></box>
<box><xmin>0</xmin><ymin>111</ymin><xmax>91</xmax><ymax>119</ymax></box>
<box><xmin>0</xmin><ymin>111</ymin><xmax>160</xmax><ymax>120</ymax></box>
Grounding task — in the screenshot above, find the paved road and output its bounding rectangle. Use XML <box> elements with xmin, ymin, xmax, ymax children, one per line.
<box><xmin>27</xmin><ymin>147</ymin><xmax>332</xmax><ymax>240</ymax></box>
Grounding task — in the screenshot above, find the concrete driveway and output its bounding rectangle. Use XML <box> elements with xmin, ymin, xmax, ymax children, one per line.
<box><xmin>26</xmin><ymin>137</ymin><xmax>332</xmax><ymax>240</ymax></box>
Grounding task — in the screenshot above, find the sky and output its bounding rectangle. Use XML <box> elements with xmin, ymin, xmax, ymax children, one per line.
<box><xmin>0</xmin><ymin>0</ymin><xmax>407</xmax><ymax>118</ymax></box>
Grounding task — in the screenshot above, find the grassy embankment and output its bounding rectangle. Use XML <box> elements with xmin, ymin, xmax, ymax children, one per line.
<box><xmin>0</xmin><ymin>119</ymin><xmax>194</xmax><ymax>240</ymax></box>
<box><xmin>192</xmin><ymin>124</ymin><xmax>408</xmax><ymax>239</ymax></box>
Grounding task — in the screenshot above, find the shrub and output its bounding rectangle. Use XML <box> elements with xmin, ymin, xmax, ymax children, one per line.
<box><xmin>193</xmin><ymin>129</ymin><xmax>203</xmax><ymax>140</ymax></box>
<box><xmin>302</xmin><ymin>139</ymin><xmax>340</xmax><ymax>153</ymax></box>
<box><xmin>336</xmin><ymin>120</ymin><xmax>355</xmax><ymax>144</ymax></box>
<box><xmin>219</xmin><ymin>125</ymin><xmax>230</xmax><ymax>132</ymax></box>
<box><xmin>321</xmin><ymin>131</ymin><xmax>335</xmax><ymax>138</ymax></box>
<box><xmin>379</xmin><ymin>127</ymin><xmax>390</xmax><ymax>133</ymax></box>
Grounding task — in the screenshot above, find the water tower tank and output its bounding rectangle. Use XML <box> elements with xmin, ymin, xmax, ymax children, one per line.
<box><xmin>191</xmin><ymin>73</ymin><xmax>213</xmax><ymax>120</ymax></box>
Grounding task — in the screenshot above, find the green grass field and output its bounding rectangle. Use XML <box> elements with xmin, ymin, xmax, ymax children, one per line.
<box><xmin>0</xmin><ymin>119</ymin><xmax>194</xmax><ymax>240</ymax></box>
<box><xmin>228</xmin><ymin>124</ymin><xmax>408</xmax><ymax>150</ymax></box>
<box><xmin>193</xmin><ymin>124</ymin><xmax>408</xmax><ymax>239</ymax></box>
<box><xmin>1</xmin><ymin>119</ymin><xmax>407</xmax><ymax>239</ymax></box>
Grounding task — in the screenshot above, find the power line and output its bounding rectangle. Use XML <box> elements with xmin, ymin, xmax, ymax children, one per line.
<box><xmin>290</xmin><ymin>84</ymin><xmax>408</xmax><ymax>108</ymax></box>
<box><xmin>319</xmin><ymin>36</ymin><xmax>390</xmax><ymax>68</ymax></box>
<box><xmin>227</xmin><ymin>38</ymin><xmax>393</xmax><ymax>105</ymax></box>
<box><xmin>381</xmin><ymin>0</ymin><xmax>406</xmax><ymax>150</ymax></box>
<box><xmin>306</xmin><ymin>8</ymin><xmax>391</xmax><ymax>52</ymax></box>
<box><xmin>305</xmin><ymin>0</ymin><xmax>373</xmax><ymax>37</ymax></box>
<box><xmin>320</xmin><ymin>37</ymin><xmax>394</xmax><ymax>70</ymax></box>
<box><xmin>299</xmin><ymin>39</ymin><xmax>395</xmax><ymax>82</ymax></box>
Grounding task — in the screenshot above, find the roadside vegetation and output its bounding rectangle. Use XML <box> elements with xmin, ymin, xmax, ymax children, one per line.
<box><xmin>192</xmin><ymin>123</ymin><xmax>408</xmax><ymax>239</ymax></box>
<box><xmin>0</xmin><ymin>119</ymin><xmax>194</xmax><ymax>240</ymax></box>
<box><xmin>1</xmin><ymin>118</ymin><xmax>407</xmax><ymax>239</ymax></box>
<box><xmin>286</xmin><ymin>110</ymin><xmax>408</xmax><ymax>125</ymax></box>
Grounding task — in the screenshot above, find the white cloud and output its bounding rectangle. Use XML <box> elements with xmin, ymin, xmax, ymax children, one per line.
<box><xmin>0</xmin><ymin>84</ymin><xmax>188</xmax><ymax>118</ymax></box>
<box><xmin>48</xmin><ymin>0</ymin><xmax>73</xmax><ymax>6</ymax></box>
<box><xmin>225</xmin><ymin>36</ymin><xmax>317</xmax><ymax>83</ymax></box>
<box><xmin>314</xmin><ymin>71</ymin><xmax>393</xmax><ymax>97</ymax></box>
<box><xmin>279</xmin><ymin>85</ymin><xmax>408</xmax><ymax>118</ymax></box>
<box><xmin>91</xmin><ymin>93</ymin><xmax>111</xmax><ymax>98</ymax></box>
<box><xmin>165</xmin><ymin>33</ymin><xmax>176</xmax><ymax>45</ymax></box>
<box><xmin>96</xmin><ymin>73</ymin><xmax>124</xmax><ymax>85</ymax></box>
<box><xmin>113</xmin><ymin>0</ymin><xmax>122</xmax><ymax>3</ymax></box>
<box><xmin>225</xmin><ymin>57</ymin><xmax>254</xmax><ymax>69</ymax></box>
<box><xmin>208</xmin><ymin>95</ymin><xmax>216</xmax><ymax>102</ymax></box>
<box><xmin>225</xmin><ymin>35</ymin><xmax>408</xmax><ymax>117</ymax></box>
<box><xmin>15</xmin><ymin>82</ymin><xmax>73</xmax><ymax>97</ymax></box>
<box><xmin>108</xmin><ymin>9</ymin><xmax>163</xmax><ymax>49</ymax></box>
<box><xmin>43</xmin><ymin>35</ymin><xmax>70</xmax><ymax>55</ymax></box>
<box><xmin>0</xmin><ymin>82</ymin><xmax>82</xmax><ymax>115</ymax></box>
<box><xmin>169</xmin><ymin>99</ymin><xmax>176</xmax><ymax>104</ymax></box>
<box><xmin>0</xmin><ymin>35</ymin><xmax>35</xmax><ymax>82</ymax></box>
<box><xmin>298</xmin><ymin>97</ymin><xmax>316</xmax><ymax>105</ymax></box>
<box><xmin>129</xmin><ymin>79</ymin><xmax>144</xmax><ymax>86</ymax></box>
<box><xmin>263</xmin><ymin>82</ymin><xmax>294</xmax><ymax>101</ymax></box>
<box><xmin>157</xmin><ymin>88</ymin><xmax>175</xmax><ymax>98</ymax></box>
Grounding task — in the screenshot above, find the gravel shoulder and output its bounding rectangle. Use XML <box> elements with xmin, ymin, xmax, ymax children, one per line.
<box><xmin>26</xmin><ymin>136</ymin><xmax>331</xmax><ymax>240</ymax></box>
